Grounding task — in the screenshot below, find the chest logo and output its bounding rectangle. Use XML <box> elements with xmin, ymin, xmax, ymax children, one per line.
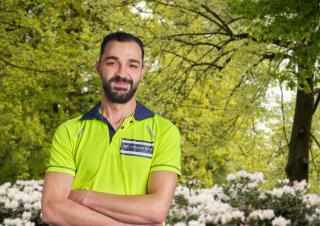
<box><xmin>120</xmin><ymin>138</ymin><xmax>154</xmax><ymax>158</ymax></box>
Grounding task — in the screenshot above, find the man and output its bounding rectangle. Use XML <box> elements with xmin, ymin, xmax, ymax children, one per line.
<box><xmin>41</xmin><ymin>32</ymin><xmax>181</xmax><ymax>226</ymax></box>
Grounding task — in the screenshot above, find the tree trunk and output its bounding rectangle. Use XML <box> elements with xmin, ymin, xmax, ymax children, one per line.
<box><xmin>285</xmin><ymin>77</ymin><xmax>314</xmax><ymax>182</ymax></box>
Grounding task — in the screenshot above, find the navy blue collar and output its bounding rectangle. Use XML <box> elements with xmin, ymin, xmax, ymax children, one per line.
<box><xmin>80</xmin><ymin>102</ymin><xmax>154</xmax><ymax>121</ymax></box>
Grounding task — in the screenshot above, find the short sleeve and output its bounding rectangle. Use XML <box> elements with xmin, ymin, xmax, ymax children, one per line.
<box><xmin>150</xmin><ymin>125</ymin><xmax>181</xmax><ymax>176</ymax></box>
<box><xmin>46</xmin><ymin>124</ymin><xmax>76</xmax><ymax>176</ymax></box>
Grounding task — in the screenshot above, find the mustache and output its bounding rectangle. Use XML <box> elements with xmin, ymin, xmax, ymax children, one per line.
<box><xmin>109</xmin><ymin>76</ymin><xmax>133</xmax><ymax>85</ymax></box>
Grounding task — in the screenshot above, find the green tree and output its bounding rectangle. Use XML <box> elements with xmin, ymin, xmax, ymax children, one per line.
<box><xmin>142</xmin><ymin>0</ymin><xmax>320</xmax><ymax>182</ymax></box>
<box><xmin>229</xmin><ymin>0</ymin><xmax>320</xmax><ymax>181</ymax></box>
<box><xmin>0</xmin><ymin>0</ymin><xmax>142</xmax><ymax>183</ymax></box>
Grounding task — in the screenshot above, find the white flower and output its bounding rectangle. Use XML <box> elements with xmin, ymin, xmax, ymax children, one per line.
<box><xmin>262</xmin><ymin>209</ymin><xmax>275</xmax><ymax>219</ymax></box>
<box><xmin>7</xmin><ymin>188</ymin><xmax>19</xmax><ymax>199</ymax></box>
<box><xmin>22</xmin><ymin>211</ymin><xmax>32</xmax><ymax>220</ymax></box>
<box><xmin>0</xmin><ymin>182</ymin><xmax>11</xmax><ymax>195</ymax></box>
<box><xmin>24</xmin><ymin>222</ymin><xmax>35</xmax><ymax>226</ymax></box>
<box><xmin>175</xmin><ymin>186</ymin><xmax>190</xmax><ymax>198</ymax></box>
<box><xmin>272</xmin><ymin>216</ymin><xmax>291</xmax><ymax>226</ymax></box>
<box><xmin>211</xmin><ymin>185</ymin><xmax>229</xmax><ymax>201</ymax></box>
<box><xmin>231</xmin><ymin>210</ymin><xmax>245</xmax><ymax>221</ymax></box>
<box><xmin>82</xmin><ymin>86</ymin><xmax>89</xmax><ymax>93</ymax></box>
<box><xmin>4</xmin><ymin>200</ymin><xmax>19</xmax><ymax>209</ymax></box>
<box><xmin>226</xmin><ymin>174</ymin><xmax>236</xmax><ymax>182</ymax></box>
<box><xmin>188</xmin><ymin>220</ymin><xmax>204</xmax><ymax>226</ymax></box>
<box><xmin>247</xmin><ymin>182</ymin><xmax>258</xmax><ymax>189</ymax></box>
<box><xmin>220</xmin><ymin>212</ymin><xmax>232</xmax><ymax>224</ymax></box>
<box><xmin>3</xmin><ymin>218</ymin><xmax>23</xmax><ymax>226</ymax></box>
<box><xmin>249</xmin><ymin>172</ymin><xmax>264</xmax><ymax>183</ymax></box>
<box><xmin>282</xmin><ymin>186</ymin><xmax>295</xmax><ymax>196</ymax></box>
<box><xmin>258</xmin><ymin>192</ymin><xmax>267</xmax><ymax>200</ymax></box>
<box><xmin>24</xmin><ymin>203</ymin><xmax>33</xmax><ymax>210</ymax></box>
<box><xmin>303</xmin><ymin>194</ymin><xmax>320</xmax><ymax>207</ymax></box>
<box><xmin>174</xmin><ymin>223</ymin><xmax>187</xmax><ymax>226</ymax></box>
<box><xmin>174</xmin><ymin>208</ymin><xmax>187</xmax><ymax>218</ymax></box>
<box><xmin>237</xmin><ymin>170</ymin><xmax>249</xmax><ymax>179</ymax></box>
<box><xmin>189</xmin><ymin>191</ymin><xmax>213</xmax><ymax>205</ymax></box>
<box><xmin>248</xmin><ymin>210</ymin><xmax>262</xmax><ymax>220</ymax></box>
<box><xmin>293</xmin><ymin>180</ymin><xmax>308</xmax><ymax>192</ymax></box>
<box><xmin>270</xmin><ymin>188</ymin><xmax>284</xmax><ymax>198</ymax></box>
<box><xmin>248</xmin><ymin>209</ymin><xmax>275</xmax><ymax>221</ymax></box>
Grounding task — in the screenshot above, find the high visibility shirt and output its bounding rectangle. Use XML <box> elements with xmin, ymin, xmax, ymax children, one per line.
<box><xmin>47</xmin><ymin>102</ymin><xmax>181</xmax><ymax>195</ymax></box>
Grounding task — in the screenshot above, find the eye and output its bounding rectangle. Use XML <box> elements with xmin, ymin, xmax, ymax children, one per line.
<box><xmin>129</xmin><ymin>64</ymin><xmax>139</xmax><ymax>68</ymax></box>
<box><xmin>106</xmin><ymin>61</ymin><xmax>115</xmax><ymax>65</ymax></box>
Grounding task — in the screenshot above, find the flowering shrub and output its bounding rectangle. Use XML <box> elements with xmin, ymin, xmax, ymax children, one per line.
<box><xmin>0</xmin><ymin>172</ymin><xmax>319</xmax><ymax>226</ymax></box>
<box><xmin>0</xmin><ymin>180</ymin><xmax>44</xmax><ymax>226</ymax></box>
<box><xmin>167</xmin><ymin>171</ymin><xmax>320</xmax><ymax>226</ymax></box>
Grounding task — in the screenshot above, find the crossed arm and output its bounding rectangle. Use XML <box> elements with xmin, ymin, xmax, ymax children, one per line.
<box><xmin>41</xmin><ymin>171</ymin><xmax>177</xmax><ymax>226</ymax></box>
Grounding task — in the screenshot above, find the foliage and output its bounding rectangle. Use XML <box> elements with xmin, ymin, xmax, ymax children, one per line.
<box><xmin>0</xmin><ymin>0</ymin><xmax>140</xmax><ymax>183</ymax></box>
<box><xmin>141</xmin><ymin>0</ymin><xmax>320</xmax><ymax>184</ymax></box>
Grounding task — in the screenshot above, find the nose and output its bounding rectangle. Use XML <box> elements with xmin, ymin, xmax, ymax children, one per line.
<box><xmin>116</xmin><ymin>65</ymin><xmax>128</xmax><ymax>78</ymax></box>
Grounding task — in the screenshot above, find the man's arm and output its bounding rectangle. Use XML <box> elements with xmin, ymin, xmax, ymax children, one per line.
<box><xmin>41</xmin><ymin>172</ymin><xmax>152</xmax><ymax>226</ymax></box>
<box><xmin>69</xmin><ymin>171</ymin><xmax>177</xmax><ymax>224</ymax></box>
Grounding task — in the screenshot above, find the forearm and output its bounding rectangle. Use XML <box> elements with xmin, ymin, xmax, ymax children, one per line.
<box><xmin>81</xmin><ymin>192</ymin><xmax>165</xmax><ymax>224</ymax></box>
<box><xmin>42</xmin><ymin>198</ymin><xmax>128</xmax><ymax>226</ymax></box>
<box><xmin>68</xmin><ymin>172</ymin><xmax>177</xmax><ymax>225</ymax></box>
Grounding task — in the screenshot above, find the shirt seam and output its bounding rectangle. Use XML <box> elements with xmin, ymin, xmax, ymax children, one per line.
<box><xmin>47</xmin><ymin>165</ymin><xmax>76</xmax><ymax>172</ymax></box>
<box><xmin>150</xmin><ymin>164</ymin><xmax>181</xmax><ymax>173</ymax></box>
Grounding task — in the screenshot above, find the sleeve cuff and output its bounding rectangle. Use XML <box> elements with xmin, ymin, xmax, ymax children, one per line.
<box><xmin>46</xmin><ymin>165</ymin><xmax>76</xmax><ymax>176</ymax></box>
<box><xmin>150</xmin><ymin>164</ymin><xmax>181</xmax><ymax>177</ymax></box>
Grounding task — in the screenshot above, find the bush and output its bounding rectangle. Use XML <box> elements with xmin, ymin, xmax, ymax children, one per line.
<box><xmin>168</xmin><ymin>171</ymin><xmax>320</xmax><ymax>226</ymax></box>
<box><xmin>0</xmin><ymin>180</ymin><xmax>45</xmax><ymax>226</ymax></box>
<box><xmin>0</xmin><ymin>171</ymin><xmax>319</xmax><ymax>226</ymax></box>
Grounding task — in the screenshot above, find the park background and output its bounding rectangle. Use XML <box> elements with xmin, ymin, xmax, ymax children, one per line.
<box><xmin>0</xmin><ymin>0</ymin><xmax>319</xmax><ymax>225</ymax></box>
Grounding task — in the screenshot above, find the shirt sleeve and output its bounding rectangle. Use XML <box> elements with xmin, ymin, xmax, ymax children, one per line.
<box><xmin>150</xmin><ymin>125</ymin><xmax>181</xmax><ymax>176</ymax></box>
<box><xmin>46</xmin><ymin>123</ymin><xmax>76</xmax><ymax>176</ymax></box>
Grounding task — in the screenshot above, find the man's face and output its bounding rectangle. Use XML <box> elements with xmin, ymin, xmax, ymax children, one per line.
<box><xmin>97</xmin><ymin>40</ymin><xmax>144</xmax><ymax>103</ymax></box>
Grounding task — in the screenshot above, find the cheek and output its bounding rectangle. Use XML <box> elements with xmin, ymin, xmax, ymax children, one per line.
<box><xmin>100</xmin><ymin>67</ymin><xmax>114</xmax><ymax>78</ymax></box>
<box><xmin>132</xmin><ymin>74</ymin><xmax>142</xmax><ymax>84</ymax></box>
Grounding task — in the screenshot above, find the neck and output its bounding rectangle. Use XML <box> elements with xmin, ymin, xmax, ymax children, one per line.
<box><xmin>100</xmin><ymin>95</ymin><xmax>136</xmax><ymax>129</ymax></box>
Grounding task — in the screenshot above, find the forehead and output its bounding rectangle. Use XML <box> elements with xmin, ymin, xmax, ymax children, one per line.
<box><xmin>103</xmin><ymin>41</ymin><xmax>142</xmax><ymax>62</ymax></box>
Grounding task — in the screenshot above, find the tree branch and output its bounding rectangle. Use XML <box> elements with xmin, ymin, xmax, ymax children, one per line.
<box><xmin>200</xmin><ymin>3</ymin><xmax>233</xmax><ymax>36</ymax></box>
<box><xmin>173</xmin><ymin>38</ymin><xmax>222</xmax><ymax>50</ymax></box>
<box><xmin>311</xmin><ymin>133</ymin><xmax>320</xmax><ymax>149</ymax></box>
<box><xmin>312</xmin><ymin>88</ymin><xmax>320</xmax><ymax>115</ymax></box>
<box><xmin>0</xmin><ymin>57</ymin><xmax>58</xmax><ymax>73</ymax></box>
<box><xmin>280</xmin><ymin>83</ymin><xmax>290</xmax><ymax>147</ymax></box>
<box><xmin>166</xmin><ymin>32</ymin><xmax>229</xmax><ymax>38</ymax></box>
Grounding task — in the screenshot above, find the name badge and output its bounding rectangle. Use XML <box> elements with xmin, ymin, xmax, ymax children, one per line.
<box><xmin>120</xmin><ymin>138</ymin><xmax>154</xmax><ymax>158</ymax></box>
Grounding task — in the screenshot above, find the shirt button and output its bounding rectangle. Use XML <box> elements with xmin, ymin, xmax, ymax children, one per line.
<box><xmin>121</xmin><ymin>126</ymin><xmax>124</xmax><ymax>129</ymax></box>
<box><xmin>130</xmin><ymin>120</ymin><xmax>133</xmax><ymax>123</ymax></box>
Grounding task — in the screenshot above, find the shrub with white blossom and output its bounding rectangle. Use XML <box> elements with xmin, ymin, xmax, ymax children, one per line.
<box><xmin>0</xmin><ymin>180</ymin><xmax>44</xmax><ymax>226</ymax></box>
<box><xmin>0</xmin><ymin>171</ymin><xmax>319</xmax><ymax>226</ymax></box>
<box><xmin>167</xmin><ymin>171</ymin><xmax>320</xmax><ymax>226</ymax></box>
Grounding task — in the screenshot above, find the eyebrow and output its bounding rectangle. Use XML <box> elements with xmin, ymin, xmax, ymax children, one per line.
<box><xmin>103</xmin><ymin>56</ymin><xmax>141</xmax><ymax>65</ymax></box>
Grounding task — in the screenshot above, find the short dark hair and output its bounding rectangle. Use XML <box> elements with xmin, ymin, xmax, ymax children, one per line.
<box><xmin>100</xmin><ymin>31</ymin><xmax>144</xmax><ymax>61</ymax></box>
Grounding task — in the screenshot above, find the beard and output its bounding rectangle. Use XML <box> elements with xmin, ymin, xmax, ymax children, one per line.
<box><xmin>102</xmin><ymin>75</ymin><xmax>139</xmax><ymax>103</ymax></box>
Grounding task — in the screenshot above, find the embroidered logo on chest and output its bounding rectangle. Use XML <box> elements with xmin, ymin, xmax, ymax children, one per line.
<box><xmin>120</xmin><ymin>138</ymin><xmax>154</xmax><ymax>158</ymax></box>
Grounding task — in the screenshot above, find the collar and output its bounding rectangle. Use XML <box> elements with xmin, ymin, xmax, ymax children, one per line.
<box><xmin>80</xmin><ymin>102</ymin><xmax>154</xmax><ymax>121</ymax></box>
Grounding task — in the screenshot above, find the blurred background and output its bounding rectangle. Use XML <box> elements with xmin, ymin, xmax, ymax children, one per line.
<box><xmin>0</xmin><ymin>0</ymin><xmax>319</xmax><ymax>191</ymax></box>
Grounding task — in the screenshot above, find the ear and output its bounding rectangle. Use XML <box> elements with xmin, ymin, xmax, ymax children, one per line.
<box><xmin>96</xmin><ymin>61</ymin><xmax>101</xmax><ymax>75</ymax></box>
<box><xmin>141</xmin><ymin>65</ymin><xmax>146</xmax><ymax>80</ymax></box>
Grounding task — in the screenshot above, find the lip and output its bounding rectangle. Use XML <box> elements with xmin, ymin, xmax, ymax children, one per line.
<box><xmin>113</xmin><ymin>81</ymin><xmax>130</xmax><ymax>88</ymax></box>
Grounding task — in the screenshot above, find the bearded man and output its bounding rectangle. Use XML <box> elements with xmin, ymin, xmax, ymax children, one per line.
<box><xmin>41</xmin><ymin>32</ymin><xmax>181</xmax><ymax>226</ymax></box>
